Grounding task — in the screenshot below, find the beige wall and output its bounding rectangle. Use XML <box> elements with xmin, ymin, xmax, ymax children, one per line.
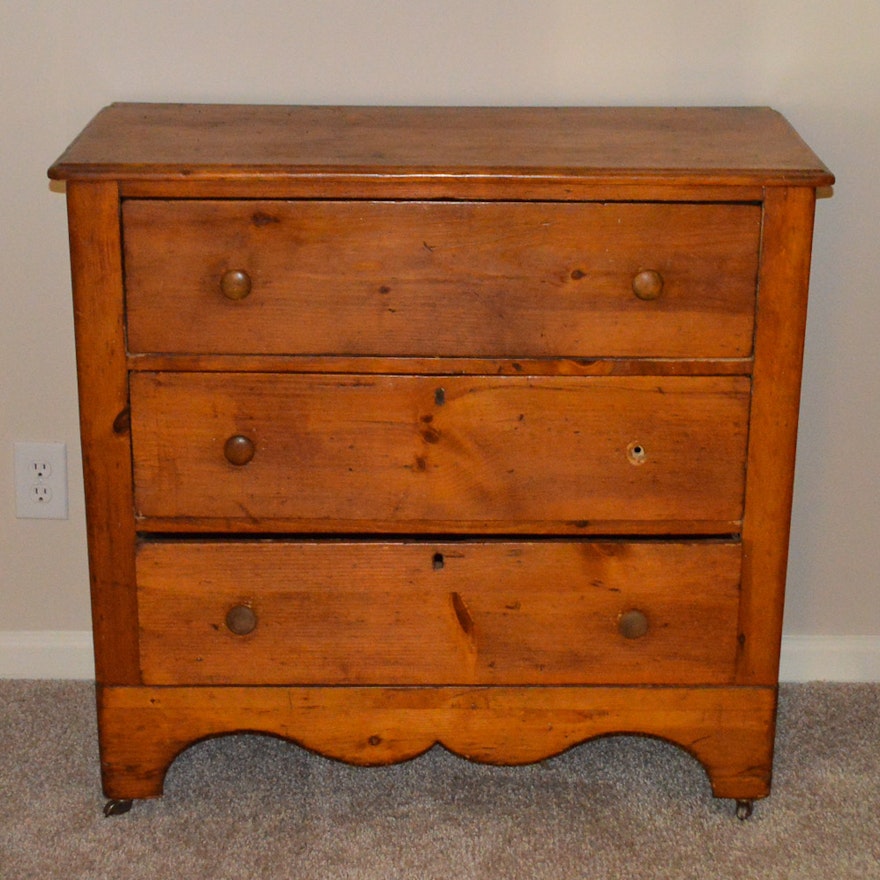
<box><xmin>1</xmin><ymin>1</ymin><xmax>878</xmax><ymax>639</ymax></box>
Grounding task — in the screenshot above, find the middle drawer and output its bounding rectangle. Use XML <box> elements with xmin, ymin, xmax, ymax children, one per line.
<box><xmin>130</xmin><ymin>372</ymin><xmax>750</xmax><ymax>532</ymax></box>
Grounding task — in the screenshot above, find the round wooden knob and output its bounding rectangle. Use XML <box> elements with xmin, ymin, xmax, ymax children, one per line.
<box><xmin>224</xmin><ymin>434</ymin><xmax>255</xmax><ymax>466</ymax></box>
<box><xmin>226</xmin><ymin>604</ymin><xmax>257</xmax><ymax>636</ymax></box>
<box><xmin>220</xmin><ymin>269</ymin><xmax>252</xmax><ymax>301</ymax></box>
<box><xmin>632</xmin><ymin>269</ymin><xmax>664</xmax><ymax>301</ymax></box>
<box><xmin>618</xmin><ymin>609</ymin><xmax>649</xmax><ymax>639</ymax></box>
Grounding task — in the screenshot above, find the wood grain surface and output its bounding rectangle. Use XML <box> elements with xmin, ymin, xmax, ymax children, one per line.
<box><xmin>50</xmin><ymin>104</ymin><xmax>833</xmax><ymax>188</ymax></box>
<box><xmin>97</xmin><ymin>683</ymin><xmax>777</xmax><ymax>801</ymax></box>
<box><xmin>136</xmin><ymin>539</ymin><xmax>742</xmax><ymax>686</ymax></box>
<box><xmin>130</xmin><ymin>373</ymin><xmax>751</xmax><ymax>530</ymax></box>
<box><xmin>123</xmin><ymin>199</ymin><xmax>759</xmax><ymax>358</ymax></box>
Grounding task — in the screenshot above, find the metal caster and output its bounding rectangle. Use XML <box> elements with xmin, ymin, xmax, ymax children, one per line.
<box><xmin>735</xmin><ymin>799</ymin><xmax>754</xmax><ymax>821</ymax></box>
<box><xmin>103</xmin><ymin>798</ymin><xmax>133</xmax><ymax>817</ymax></box>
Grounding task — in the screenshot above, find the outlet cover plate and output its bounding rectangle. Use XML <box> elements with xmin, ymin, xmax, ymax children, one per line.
<box><xmin>14</xmin><ymin>441</ymin><xmax>68</xmax><ymax>519</ymax></box>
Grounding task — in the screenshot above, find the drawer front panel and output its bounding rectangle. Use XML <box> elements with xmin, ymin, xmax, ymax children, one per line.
<box><xmin>123</xmin><ymin>200</ymin><xmax>759</xmax><ymax>358</ymax></box>
<box><xmin>130</xmin><ymin>373</ymin><xmax>750</xmax><ymax>529</ymax></box>
<box><xmin>137</xmin><ymin>540</ymin><xmax>742</xmax><ymax>686</ymax></box>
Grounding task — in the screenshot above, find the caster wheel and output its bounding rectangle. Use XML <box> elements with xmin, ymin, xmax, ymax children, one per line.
<box><xmin>735</xmin><ymin>799</ymin><xmax>754</xmax><ymax>821</ymax></box>
<box><xmin>103</xmin><ymin>798</ymin><xmax>133</xmax><ymax>817</ymax></box>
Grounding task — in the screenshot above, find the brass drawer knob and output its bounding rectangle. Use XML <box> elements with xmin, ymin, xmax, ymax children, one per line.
<box><xmin>226</xmin><ymin>604</ymin><xmax>257</xmax><ymax>636</ymax></box>
<box><xmin>220</xmin><ymin>269</ymin><xmax>252</xmax><ymax>301</ymax></box>
<box><xmin>632</xmin><ymin>269</ymin><xmax>664</xmax><ymax>301</ymax></box>
<box><xmin>618</xmin><ymin>609</ymin><xmax>649</xmax><ymax>639</ymax></box>
<box><xmin>224</xmin><ymin>434</ymin><xmax>255</xmax><ymax>466</ymax></box>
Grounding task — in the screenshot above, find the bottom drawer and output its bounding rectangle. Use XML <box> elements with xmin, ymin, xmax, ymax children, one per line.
<box><xmin>136</xmin><ymin>540</ymin><xmax>742</xmax><ymax>686</ymax></box>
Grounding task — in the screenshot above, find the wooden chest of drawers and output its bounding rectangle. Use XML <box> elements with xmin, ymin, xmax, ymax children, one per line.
<box><xmin>49</xmin><ymin>104</ymin><xmax>832</xmax><ymax>818</ymax></box>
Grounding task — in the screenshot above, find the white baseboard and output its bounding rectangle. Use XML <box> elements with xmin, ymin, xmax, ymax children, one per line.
<box><xmin>0</xmin><ymin>631</ymin><xmax>95</xmax><ymax>680</ymax></box>
<box><xmin>777</xmin><ymin>635</ymin><xmax>880</xmax><ymax>683</ymax></box>
<box><xmin>1</xmin><ymin>631</ymin><xmax>879</xmax><ymax>682</ymax></box>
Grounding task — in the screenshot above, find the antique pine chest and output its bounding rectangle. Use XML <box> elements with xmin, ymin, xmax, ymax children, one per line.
<box><xmin>49</xmin><ymin>105</ymin><xmax>832</xmax><ymax>818</ymax></box>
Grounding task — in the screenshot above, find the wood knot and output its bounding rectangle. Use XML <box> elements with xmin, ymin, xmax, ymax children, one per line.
<box><xmin>112</xmin><ymin>408</ymin><xmax>131</xmax><ymax>435</ymax></box>
<box><xmin>251</xmin><ymin>211</ymin><xmax>279</xmax><ymax>227</ymax></box>
<box><xmin>451</xmin><ymin>592</ymin><xmax>475</xmax><ymax>638</ymax></box>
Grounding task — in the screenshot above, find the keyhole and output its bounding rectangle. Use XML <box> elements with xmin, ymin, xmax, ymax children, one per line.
<box><xmin>432</xmin><ymin>552</ymin><xmax>445</xmax><ymax>570</ymax></box>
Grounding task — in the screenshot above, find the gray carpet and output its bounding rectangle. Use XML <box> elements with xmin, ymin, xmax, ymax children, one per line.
<box><xmin>1</xmin><ymin>682</ymin><xmax>877</xmax><ymax>879</ymax></box>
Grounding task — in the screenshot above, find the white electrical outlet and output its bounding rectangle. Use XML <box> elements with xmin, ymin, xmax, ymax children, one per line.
<box><xmin>14</xmin><ymin>442</ymin><xmax>68</xmax><ymax>519</ymax></box>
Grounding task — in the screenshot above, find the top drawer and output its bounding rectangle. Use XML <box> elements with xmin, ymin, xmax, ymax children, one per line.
<box><xmin>122</xmin><ymin>200</ymin><xmax>760</xmax><ymax>359</ymax></box>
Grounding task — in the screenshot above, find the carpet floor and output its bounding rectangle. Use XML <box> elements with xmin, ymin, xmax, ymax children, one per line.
<box><xmin>1</xmin><ymin>681</ymin><xmax>877</xmax><ymax>879</ymax></box>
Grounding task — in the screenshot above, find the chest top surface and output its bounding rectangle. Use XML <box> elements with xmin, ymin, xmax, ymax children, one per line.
<box><xmin>48</xmin><ymin>104</ymin><xmax>832</xmax><ymax>187</ymax></box>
